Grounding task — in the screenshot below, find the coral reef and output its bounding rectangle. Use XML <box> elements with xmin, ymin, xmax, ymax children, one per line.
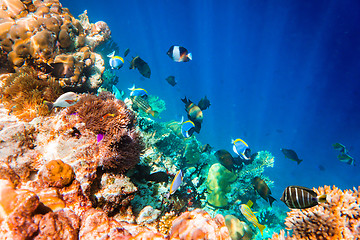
<box><xmin>224</xmin><ymin>215</ymin><xmax>254</xmax><ymax>240</ymax></box>
<box><xmin>0</xmin><ymin>1</ymin><xmax>110</xmax><ymax>92</ymax></box>
<box><xmin>270</xmin><ymin>185</ymin><xmax>360</xmax><ymax>240</ymax></box>
<box><xmin>0</xmin><ymin>66</ymin><xmax>63</xmax><ymax>121</ymax></box>
<box><xmin>206</xmin><ymin>163</ymin><xmax>237</xmax><ymax>208</ymax></box>
<box><xmin>67</xmin><ymin>92</ymin><xmax>143</xmax><ymax>172</ymax></box>
<box><xmin>169</xmin><ymin>208</ymin><xmax>231</xmax><ymax>239</ymax></box>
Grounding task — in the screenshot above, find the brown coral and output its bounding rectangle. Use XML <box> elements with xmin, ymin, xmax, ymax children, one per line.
<box><xmin>67</xmin><ymin>92</ymin><xmax>143</xmax><ymax>172</ymax></box>
<box><xmin>0</xmin><ymin>66</ymin><xmax>63</xmax><ymax>121</ymax></box>
<box><xmin>270</xmin><ymin>185</ymin><xmax>360</xmax><ymax>240</ymax></box>
<box><xmin>33</xmin><ymin>209</ymin><xmax>80</xmax><ymax>240</ymax></box>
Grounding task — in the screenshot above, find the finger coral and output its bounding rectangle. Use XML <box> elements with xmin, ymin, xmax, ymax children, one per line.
<box><xmin>270</xmin><ymin>185</ymin><xmax>360</xmax><ymax>240</ymax></box>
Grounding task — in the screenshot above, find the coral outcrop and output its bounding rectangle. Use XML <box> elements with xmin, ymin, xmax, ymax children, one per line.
<box><xmin>206</xmin><ymin>163</ymin><xmax>237</xmax><ymax>208</ymax></box>
<box><xmin>270</xmin><ymin>185</ymin><xmax>360</xmax><ymax>240</ymax></box>
<box><xmin>0</xmin><ymin>0</ymin><xmax>109</xmax><ymax>92</ymax></box>
<box><xmin>169</xmin><ymin>208</ymin><xmax>231</xmax><ymax>240</ymax></box>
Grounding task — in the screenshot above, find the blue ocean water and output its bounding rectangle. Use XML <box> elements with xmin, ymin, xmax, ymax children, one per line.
<box><xmin>62</xmin><ymin>0</ymin><xmax>360</xmax><ymax>202</ymax></box>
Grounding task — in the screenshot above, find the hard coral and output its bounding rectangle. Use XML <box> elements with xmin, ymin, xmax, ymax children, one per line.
<box><xmin>38</xmin><ymin>159</ymin><xmax>75</xmax><ymax>188</ymax></box>
<box><xmin>0</xmin><ymin>179</ymin><xmax>39</xmax><ymax>239</ymax></box>
<box><xmin>270</xmin><ymin>185</ymin><xmax>360</xmax><ymax>240</ymax></box>
<box><xmin>169</xmin><ymin>208</ymin><xmax>231</xmax><ymax>240</ymax></box>
<box><xmin>67</xmin><ymin>92</ymin><xmax>143</xmax><ymax>172</ymax></box>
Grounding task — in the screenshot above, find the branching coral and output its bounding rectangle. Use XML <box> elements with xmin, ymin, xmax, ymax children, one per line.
<box><xmin>67</xmin><ymin>92</ymin><xmax>143</xmax><ymax>172</ymax></box>
<box><xmin>270</xmin><ymin>185</ymin><xmax>360</xmax><ymax>240</ymax></box>
<box><xmin>0</xmin><ymin>66</ymin><xmax>63</xmax><ymax>121</ymax></box>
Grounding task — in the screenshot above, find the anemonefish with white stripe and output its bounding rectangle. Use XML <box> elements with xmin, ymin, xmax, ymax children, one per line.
<box><xmin>167</xmin><ymin>45</ymin><xmax>192</xmax><ymax>62</ymax></box>
<box><xmin>107</xmin><ymin>51</ymin><xmax>124</xmax><ymax>70</ymax></box>
<box><xmin>232</xmin><ymin>138</ymin><xmax>251</xmax><ymax>161</ymax></box>
<box><xmin>281</xmin><ymin>186</ymin><xmax>327</xmax><ymax>209</ymax></box>
<box><xmin>240</xmin><ymin>200</ymin><xmax>266</xmax><ymax>236</ymax></box>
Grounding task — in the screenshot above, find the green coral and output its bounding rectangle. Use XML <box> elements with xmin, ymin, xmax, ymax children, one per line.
<box><xmin>206</xmin><ymin>163</ymin><xmax>237</xmax><ymax>208</ymax></box>
<box><xmin>147</xmin><ymin>95</ymin><xmax>166</xmax><ymax>114</ymax></box>
<box><xmin>183</xmin><ymin>138</ymin><xmax>202</xmax><ymax>165</ymax></box>
<box><xmin>100</xmin><ymin>69</ymin><xmax>118</xmax><ymax>91</ymax></box>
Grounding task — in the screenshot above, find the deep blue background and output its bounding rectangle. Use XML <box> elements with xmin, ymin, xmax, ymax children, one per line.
<box><xmin>62</xmin><ymin>0</ymin><xmax>360</xmax><ymax>198</ymax></box>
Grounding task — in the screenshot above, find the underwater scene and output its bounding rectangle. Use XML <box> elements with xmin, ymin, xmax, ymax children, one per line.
<box><xmin>0</xmin><ymin>0</ymin><xmax>359</xmax><ymax>239</ymax></box>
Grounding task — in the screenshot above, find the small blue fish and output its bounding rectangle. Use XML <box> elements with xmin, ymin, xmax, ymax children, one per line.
<box><xmin>232</xmin><ymin>138</ymin><xmax>251</xmax><ymax>161</ymax></box>
<box><xmin>170</xmin><ymin>170</ymin><xmax>183</xmax><ymax>195</ymax></box>
<box><xmin>112</xmin><ymin>85</ymin><xmax>124</xmax><ymax>100</ymax></box>
<box><xmin>128</xmin><ymin>85</ymin><xmax>148</xmax><ymax>98</ymax></box>
<box><xmin>179</xmin><ymin>117</ymin><xmax>195</xmax><ymax>138</ymax></box>
<box><xmin>107</xmin><ymin>51</ymin><xmax>124</xmax><ymax>70</ymax></box>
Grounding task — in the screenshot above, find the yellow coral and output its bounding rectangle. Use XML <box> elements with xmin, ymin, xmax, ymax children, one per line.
<box><xmin>157</xmin><ymin>212</ymin><xmax>177</xmax><ymax>235</ymax></box>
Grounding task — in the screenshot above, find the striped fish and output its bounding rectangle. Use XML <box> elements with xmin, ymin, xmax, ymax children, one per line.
<box><xmin>131</xmin><ymin>96</ymin><xmax>158</xmax><ymax>117</ymax></box>
<box><xmin>240</xmin><ymin>200</ymin><xmax>266</xmax><ymax>236</ymax></box>
<box><xmin>281</xmin><ymin>186</ymin><xmax>327</xmax><ymax>209</ymax></box>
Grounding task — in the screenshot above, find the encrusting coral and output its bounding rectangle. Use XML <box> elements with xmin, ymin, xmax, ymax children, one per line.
<box><xmin>270</xmin><ymin>185</ymin><xmax>360</xmax><ymax>240</ymax></box>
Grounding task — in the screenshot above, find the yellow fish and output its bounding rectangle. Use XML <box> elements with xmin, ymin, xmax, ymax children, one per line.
<box><xmin>240</xmin><ymin>200</ymin><xmax>266</xmax><ymax>236</ymax></box>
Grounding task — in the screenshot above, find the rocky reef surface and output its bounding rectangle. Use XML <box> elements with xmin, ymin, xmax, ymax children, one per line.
<box><xmin>2</xmin><ymin>1</ymin><xmax>356</xmax><ymax>240</ymax></box>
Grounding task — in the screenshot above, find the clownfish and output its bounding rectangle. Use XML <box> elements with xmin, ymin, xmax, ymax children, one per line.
<box><xmin>167</xmin><ymin>45</ymin><xmax>192</xmax><ymax>62</ymax></box>
<box><xmin>107</xmin><ymin>51</ymin><xmax>124</xmax><ymax>70</ymax></box>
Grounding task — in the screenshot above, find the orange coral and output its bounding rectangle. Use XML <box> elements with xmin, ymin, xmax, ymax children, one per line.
<box><xmin>169</xmin><ymin>208</ymin><xmax>232</xmax><ymax>240</ymax></box>
<box><xmin>270</xmin><ymin>185</ymin><xmax>360</xmax><ymax>240</ymax></box>
<box><xmin>38</xmin><ymin>159</ymin><xmax>75</xmax><ymax>188</ymax></box>
<box><xmin>0</xmin><ymin>66</ymin><xmax>63</xmax><ymax>121</ymax></box>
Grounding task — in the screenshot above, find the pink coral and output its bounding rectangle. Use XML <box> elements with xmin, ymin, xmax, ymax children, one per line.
<box><xmin>270</xmin><ymin>185</ymin><xmax>360</xmax><ymax>240</ymax></box>
<box><xmin>169</xmin><ymin>208</ymin><xmax>231</xmax><ymax>240</ymax></box>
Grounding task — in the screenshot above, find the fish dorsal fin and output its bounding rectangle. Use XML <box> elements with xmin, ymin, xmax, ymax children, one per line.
<box><xmin>178</xmin><ymin>116</ymin><xmax>184</xmax><ymax>125</ymax></box>
<box><xmin>107</xmin><ymin>51</ymin><xmax>115</xmax><ymax>58</ymax></box>
<box><xmin>246</xmin><ymin>200</ymin><xmax>253</xmax><ymax>208</ymax></box>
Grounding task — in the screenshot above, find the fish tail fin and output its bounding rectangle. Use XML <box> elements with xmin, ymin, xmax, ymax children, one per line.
<box><xmin>179</xmin><ymin>116</ymin><xmax>184</xmax><ymax>125</ymax></box>
<box><xmin>257</xmin><ymin>223</ymin><xmax>266</xmax><ymax>236</ymax></box>
<box><xmin>268</xmin><ymin>195</ymin><xmax>276</xmax><ymax>207</ymax></box>
<box><xmin>128</xmin><ymin>84</ymin><xmax>135</xmax><ymax>91</ymax></box>
<box><xmin>149</xmin><ymin>110</ymin><xmax>159</xmax><ymax>118</ymax></box>
<box><xmin>297</xmin><ymin>159</ymin><xmax>303</xmax><ymax>164</ymax></box>
<box><xmin>107</xmin><ymin>51</ymin><xmax>115</xmax><ymax>58</ymax></box>
<box><xmin>181</xmin><ymin>97</ymin><xmax>188</xmax><ymax>104</ymax></box>
<box><xmin>43</xmin><ymin>101</ymin><xmax>53</xmax><ymax>111</ymax></box>
<box><xmin>187</xmin><ymin>52</ymin><xmax>192</xmax><ymax>60</ymax></box>
<box><xmin>318</xmin><ymin>194</ymin><xmax>327</xmax><ymax>203</ymax></box>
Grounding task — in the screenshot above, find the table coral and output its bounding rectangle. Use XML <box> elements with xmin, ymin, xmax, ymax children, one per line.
<box><xmin>270</xmin><ymin>185</ymin><xmax>360</xmax><ymax>240</ymax></box>
<box><xmin>169</xmin><ymin>208</ymin><xmax>232</xmax><ymax>240</ymax></box>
